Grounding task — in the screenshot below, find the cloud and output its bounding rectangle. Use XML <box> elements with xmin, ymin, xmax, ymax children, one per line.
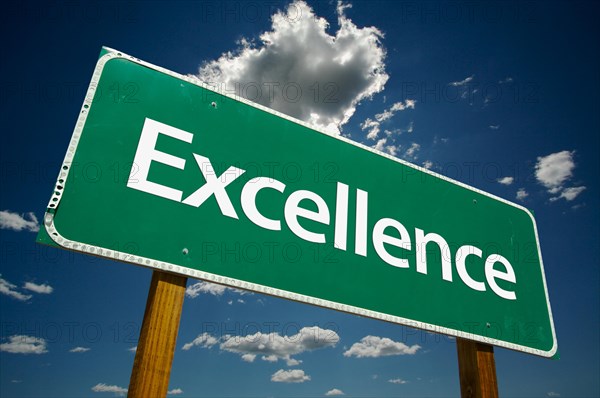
<box><xmin>184</xmin><ymin>326</ymin><xmax>339</xmax><ymax>365</ymax></box>
<box><xmin>185</xmin><ymin>281</ymin><xmax>250</xmax><ymax>298</ymax></box>
<box><xmin>197</xmin><ymin>0</ymin><xmax>388</xmax><ymax>133</ymax></box>
<box><xmin>69</xmin><ymin>347</ymin><xmax>90</xmax><ymax>353</ymax></box>
<box><xmin>0</xmin><ymin>335</ymin><xmax>48</xmax><ymax>354</ymax></box>
<box><xmin>422</xmin><ymin>160</ymin><xmax>433</xmax><ymax>170</ymax></box>
<box><xmin>388</xmin><ymin>378</ymin><xmax>408</xmax><ymax>384</ymax></box>
<box><xmin>271</xmin><ymin>369</ymin><xmax>310</xmax><ymax>383</ymax></box>
<box><xmin>547</xmin><ymin>392</ymin><xmax>560</xmax><ymax>397</ymax></box>
<box><xmin>0</xmin><ymin>210</ymin><xmax>39</xmax><ymax>232</ymax></box>
<box><xmin>550</xmin><ymin>186</ymin><xmax>586</xmax><ymax>202</ymax></box>
<box><xmin>0</xmin><ymin>275</ymin><xmax>32</xmax><ymax>301</ymax></box>
<box><xmin>23</xmin><ymin>282</ymin><xmax>53</xmax><ymax>294</ymax></box>
<box><xmin>362</xmin><ymin>100</ymin><xmax>415</xmax><ymax>140</ymax></box>
<box><xmin>91</xmin><ymin>383</ymin><xmax>127</xmax><ymax>396</ymax></box>
<box><xmin>489</xmin><ymin>125</ymin><xmax>500</xmax><ymax>130</ymax></box>
<box><xmin>343</xmin><ymin>336</ymin><xmax>420</xmax><ymax>358</ymax></box>
<box><xmin>181</xmin><ymin>332</ymin><xmax>219</xmax><ymax>351</ymax></box>
<box><xmin>516</xmin><ymin>188</ymin><xmax>529</xmax><ymax>201</ymax></box>
<box><xmin>498</xmin><ymin>77</ymin><xmax>513</xmax><ymax>84</ymax></box>
<box><xmin>449</xmin><ymin>75</ymin><xmax>474</xmax><ymax>86</ymax></box>
<box><xmin>168</xmin><ymin>388</ymin><xmax>184</xmax><ymax>395</ymax></box>
<box><xmin>535</xmin><ymin>150</ymin><xmax>575</xmax><ymax>193</ymax></box>
<box><xmin>497</xmin><ymin>176</ymin><xmax>514</xmax><ymax>185</ymax></box>
<box><xmin>325</xmin><ymin>388</ymin><xmax>345</xmax><ymax>396</ymax></box>
<box><xmin>128</xmin><ymin>346</ymin><xmax>137</xmax><ymax>353</ymax></box>
<box><xmin>404</xmin><ymin>142</ymin><xmax>420</xmax><ymax>160</ymax></box>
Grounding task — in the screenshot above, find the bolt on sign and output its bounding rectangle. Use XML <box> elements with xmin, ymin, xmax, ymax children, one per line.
<box><xmin>38</xmin><ymin>47</ymin><xmax>557</xmax><ymax>357</ymax></box>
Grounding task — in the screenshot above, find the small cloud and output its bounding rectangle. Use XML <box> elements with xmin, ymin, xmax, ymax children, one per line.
<box><xmin>372</xmin><ymin>137</ymin><xmax>387</xmax><ymax>152</ymax></box>
<box><xmin>516</xmin><ymin>188</ymin><xmax>529</xmax><ymax>201</ymax></box>
<box><xmin>271</xmin><ymin>369</ymin><xmax>310</xmax><ymax>383</ymax></box>
<box><xmin>497</xmin><ymin>176</ymin><xmax>514</xmax><ymax>185</ymax></box>
<box><xmin>181</xmin><ymin>332</ymin><xmax>219</xmax><ymax>351</ymax></box>
<box><xmin>23</xmin><ymin>282</ymin><xmax>53</xmax><ymax>294</ymax></box>
<box><xmin>69</xmin><ymin>346</ymin><xmax>90</xmax><ymax>353</ymax></box>
<box><xmin>535</xmin><ymin>150</ymin><xmax>575</xmax><ymax>193</ymax></box>
<box><xmin>489</xmin><ymin>125</ymin><xmax>500</xmax><ymax>130</ymax></box>
<box><xmin>0</xmin><ymin>335</ymin><xmax>48</xmax><ymax>354</ymax></box>
<box><xmin>241</xmin><ymin>353</ymin><xmax>256</xmax><ymax>362</ymax></box>
<box><xmin>11</xmin><ymin>380</ymin><xmax>22</xmax><ymax>383</ymax></box>
<box><xmin>325</xmin><ymin>388</ymin><xmax>345</xmax><ymax>396</ymax></box>
<box><xmin>0</xmin><ymin>275</ymin><xmax>32</xmax><ymax>301</ymax></box>
<box><xmin>547</xmin><ymin>392</ymin><xmax>560</xmax><ymax>397</ymax></box>
<box><xmin>343</xmin><ymin>336</ymin><xmax>420</xmax><ymax>358</ymax></box>
<box><xmin>0</xmin><ymin>210</ymin><xmax>39</xmax><ymax>232</ymax></box>
<box><xmin>91</xmin><ymin>383</ymin><xmax>127</xmax><ymax>396</ymax></box>
<box><xmin>389</xmin><ymin>378</ymin><xmax>408</xmax><ymax>384</ymax></box>
<box><xmin>449</xmin><ymin>74</ymin><xmax>474</xmax><ymax>86</ymax></box>
<box><xmin>498</xmin><ymin>77</ymin><xmax>513</xmax><ymax>84</ymax></box>
<box><xmin>550</xmin><ymin>186</ymin><xmax>586</xmax><ymax>202</ymax></box>
<box><xmin>168</xmin><ymin>388</ymin><xmax>183</xmax><ymax>395</ymax></box>
<box><xmin>185</xmin><ymin>281</ymin><xmax>250</xmax><ymax>299</ymax></box>
<box><xmin>128</xmin><ymin>346</ymin><xmax>137</xmax><ymax>353</ymax></box>
<box><xmin>404</xmin><ymin>142</ymin><xmax>420</xmax><ymax>160</ymax></box>
<box><xmin>361</xmin><ymin>118</ymin><xmax>381</xmax><ymax>140</ymax></box>
<box><xmin>422</xmin><ymin>160</ymin><xmax>433</xmax><ymax>170</ymax></box>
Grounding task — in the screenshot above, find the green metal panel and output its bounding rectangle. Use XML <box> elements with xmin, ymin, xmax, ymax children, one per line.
<box><xmin>38</xmin><ymin>48</ymin><xmax>556</xmax><ymax>357</ymax></box>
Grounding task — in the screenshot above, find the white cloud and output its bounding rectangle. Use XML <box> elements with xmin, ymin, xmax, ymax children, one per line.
<box><xmin>498</xmin><ymin>77</ymin><xmax>513</xmax><ymax>84</ymax></box>
<box><xmin>0</xmin><ymin>275</ymin><xmax>32</xmax><ymax>301</ymax></box>
<box><xmin>497</xmin><ymin>176</ymin><xmax>514</xmax><ymax>185</ymax></box>
<box><xmin>325</xmin><ymin>388</ymin><xmax>345</xmax><ymax>396</ymax></box>
<box><xmin>197</xmin><ymin>0</ymin><xmax>388</xmax><ymax>133</ymax></box>
<box><xmin>271</xmin><ymin>369</ymin><xmax>310</xmax><ymax>383</ymax></box>
<box><xmin>404</xmin><ymin>142</ymin><xmax>420</xmax><ymax>160</ymax></box>
<box><xmin>547</xmin><ymin>392</ymin><xmax>560</xmax><ymax>397</ymax></box>
<box><xmin>422</xmin><ymin>160</ymin><xmax>433</xmax><ymax>170</ymax></box>
<box><xmin>128</xmin><ymin>346</ymin><xmax>137</xmax><ymax>353</ymax></box>
<box><xmin>23</xmin><ymin>282</ymin><xmax>53</xmax><ymax>294</ymax></box>
<box><xmin>343</xmin><ymin>336</ymin><xmax>420</xmax><ymax>358</ymax></box>
<box><xmin>388</xmin><ymin>378</ymin><xmax>408</xmax><ymax>384</ymax></box>
<box><xmin>168</xmin><ymin>388</ymin><xmax>184</xmax><ymax>395</ymax></box>
<box><xmin>535</xmin><ymin>150</ymin><xmax>575</xmax><ymax>193</ymax></box>
<box><xmin>361</xmin><ymin>118</ymin><xmax>381</xmax><ymax>140</ymax></box>
<box><xmin>450</xmin><ymin>74</ymin><xmax>474</xmax><ymax>86</ymax></box>
<box><xmin>0</xmin><ymin>335</ymin><xmax>48</xmax><ymax>354</ymax></box>
<box><xmin>91</xmin><ymin>383</ymin><xmax>127</xmax><ymax>396</ymax></box>
<box><xmin>373</xmin><ymin>137</ymin><xmax>387</xmax><ymax>152</ymax></box>
<box><xmin>181</xmin><ymin>332</ymin><xmax>219</xmax><ymax>351</ymax></box>
<box><xmin>489</xmin><ymin>125</ymin><xmax>500</xmax><ymax>130</ymax></box>
<box><xmin>184</xmin><ymin>326</ymin><xmax>339</xmax><ymax>365</ymax></box>
<box><xmin>69</xmin><ymin>346</ymin><xmax>90</xmax><ymax>353</ymax></box>
<box><xmin>516</xmin><ymin>188</ymin><xmax>529</xmax><ymax>201</ymax></box>
<box><xmin>0</xmin><ymin>210</ymin><xmax>39</xmax><ymax>232</ymax></box>
<box><xmin>219</xmin><ymin>326</ymin><xmax>339</xmax><ymax>364</ymax></box>
<box><xmin>185</xmin><ymin>281</ymin><xmax>250</xmax><ymax>298</ymax></box>
<box><xmin>551</xmin><ymin>186</ymin><xmax>586</xmax><ymax>202</ymax></box>
<box><xmin>375</xmin><ymin>99</ymin><xmax>416</xmax><ymax>122</ymax></box>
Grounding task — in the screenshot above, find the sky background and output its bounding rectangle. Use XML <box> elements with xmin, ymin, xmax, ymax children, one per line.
<box><xmin>1</xmin><ymin>0</ymin><xmax>598</xmax><ymax>397</ymax></box>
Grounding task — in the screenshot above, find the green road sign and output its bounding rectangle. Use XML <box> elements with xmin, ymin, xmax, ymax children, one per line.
<box><xmin>38</xmin><ymin>47</ymin><xmax>557</xmax><ymax>357</ymax></box>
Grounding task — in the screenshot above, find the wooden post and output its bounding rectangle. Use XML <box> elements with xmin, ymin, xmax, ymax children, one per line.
<box><xmin>128</xmin><ymin>271</ymin><xmax>187</xmax><ymax>398</ymax></box>
<box><xmin>456</xmin><ymin>338</ymin><xmax>499</xmax><ymax>398</ymax></box>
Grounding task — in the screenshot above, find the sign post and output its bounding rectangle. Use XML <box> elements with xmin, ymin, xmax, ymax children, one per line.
<box><xmin>456</xmin><ymin>338</ymin><xmax>499</xmax><ymax>398</ymax></box>
<box><xmin>128</xmin><ymin>271</ymin><xmax>187</xmax><ymax>397</ymax></box>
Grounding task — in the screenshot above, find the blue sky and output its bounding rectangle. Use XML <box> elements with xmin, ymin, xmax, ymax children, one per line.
<box><xmin>1</xmin><ymin>1</ymin><xmax>598</xmax><ymax>397</ymax></box>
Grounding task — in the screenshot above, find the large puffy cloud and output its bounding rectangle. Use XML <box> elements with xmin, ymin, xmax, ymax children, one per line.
<box><xmin>0</xmin><ymin>210</ymin><xmax>39</xmax><ymax>232</ymax></box>
<box><xmin>197</xmin><ymin>0</ymin><xmax>388</xmax><ymax>133</ymax></box>
<box><xmin>343</xmin><ymin>335</ymin><xmax>420</xmax><ymax>358</ymax></box>
<box><xmin>0</xmin><ymin>335</ymin><xmax>48</xmax><ymax>354</ymax></box>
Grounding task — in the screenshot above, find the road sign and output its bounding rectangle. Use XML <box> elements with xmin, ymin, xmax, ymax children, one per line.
<box><xmin>38</xmin><ymin>47</ymin><xmax>557</xmax><ymax>357</ymax></box>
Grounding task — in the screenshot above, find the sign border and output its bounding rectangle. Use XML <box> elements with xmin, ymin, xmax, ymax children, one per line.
<box><xmin>41</xmin><ymin>47</ymin><xmax>557</xmax><ymax>357</ymax></box>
